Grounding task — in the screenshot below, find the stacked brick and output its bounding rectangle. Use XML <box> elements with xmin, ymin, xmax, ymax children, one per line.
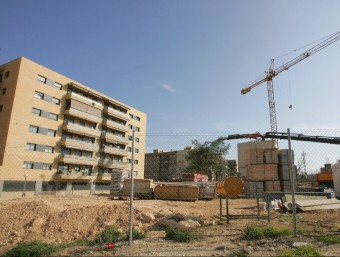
<box><xmin>243</xmin><ymin>148</ymin><xmax>280</xmax><ymax>196</ymax></box>
<box><xmin>278</xmin><ymin>150</ymin><xmax>297</xmax><ymax>192</ymax></box>
<box><xmin>109</xmin><ymin>169</ymin><xmax>129</xmax><ymax>194</ymax></box>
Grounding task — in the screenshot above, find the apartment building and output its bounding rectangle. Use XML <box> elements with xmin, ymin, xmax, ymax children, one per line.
<box><xmin>0</xmin><ymin>57</ymin><xmax>146</xmax><ymax>197</ymax></box>
<box><xmin>144</xmin><ymin>147</ymin><xmax>238</xmax><ymax>181</ymax></box>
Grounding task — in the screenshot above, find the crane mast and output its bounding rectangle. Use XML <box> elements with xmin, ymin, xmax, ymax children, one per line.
<box><xmin>241</xmin><ymin>31</ymin><xmax>340</xmax><ymax>133</ymax></box>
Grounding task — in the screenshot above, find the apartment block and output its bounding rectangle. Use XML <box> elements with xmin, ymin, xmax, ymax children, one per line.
<box><xmin>0</xmin><ymin>57</ymin><xmax>146</xmax><ymax>197</ymax></box>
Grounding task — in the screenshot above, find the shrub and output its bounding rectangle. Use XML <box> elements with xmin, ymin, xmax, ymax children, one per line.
<box><xmin>318</xmin><ymin>235</ymin><xmax>340</xmax><ymax>244</ymax></box>
<box><xmin>228</xmin><ymin>249</ymin><xmax>248</xmax><ymax>257</ymax></box>
<box><xmin>244</xmin><ymin>226</ymin><xmax>291</xmax><ymax>240</ymax></box>
<box><xmin>279</xmin><ymin>246</ymin><xmax>322</xmax><ymax>257</ymax></box>
<box><xmin>95</xmin><ymin>227</ymin><xmax>122</xmax><ymax>244</ymax></box>
<box><xmin>4</xmin><ymin>241</ymin><xmax>59</xmax><ymax>257</ymax></box>
<box><xmin>165</xmin><ymin>226</ymin><xmax>199</xmax><ymax>243</ymax></box>
<box><xmin>124</xmin><ymin>228</ymin><xmax>146</xmax><ymax>241</ymax></box>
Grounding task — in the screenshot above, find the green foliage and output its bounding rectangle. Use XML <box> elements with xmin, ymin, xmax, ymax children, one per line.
<box><xmin>185</xmin><ymin>137</ymin><xmax>231</xmax><ymax>180</ymax></box>
<box><xmin>317</xmin><ymin>235</ymin><xmax>340</xmax><ymax>244</ymax></box>
<box><xmin>228</xmin><ymin>249</ymin><xmax>248</xmax><ymax>257</ymax></box>
<box><xmin>95</xmin><ymin>227</ymin><xmax>122</xmax><ymax>244</ymax></box>
<box><xmin>244</xmin><ymin>226</ymin><xmax>291</xmax><ymax>240</ymax></box>
<box><xmin>279</xmin><ymin>246</ymin><xmax>323</xmax><ymax>257</ymax></box>
<box><xmin>124</xmin><ymin>228</ymin><xmax>146</xmax><ymax>240</ymax></box>
<box><xmin>165</xmin><ymin>226</ymin><xmax>199</xmax><ymax>243</ymax></box>
<box><xmin>4</xmin><ymin>241</ymin><xmax>59</xmax><ymax>257</ymax></box>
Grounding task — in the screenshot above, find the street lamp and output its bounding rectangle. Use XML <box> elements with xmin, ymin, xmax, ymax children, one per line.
<box><xmin>22</xmin><ymin>174</ymin><xmax>29</xmax><ymax>197</ymax></box>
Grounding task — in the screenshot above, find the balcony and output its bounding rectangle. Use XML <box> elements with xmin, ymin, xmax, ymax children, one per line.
<box><xmin>63</xmin><ymin>123</ymin><xmax>101</xmax><ymax>138</ymax></box>
<box><xmin>57</xmin><ymin>171</ymin><xmax>96</xmax><ymax>181</ymax></box>
<box><xmin>97</xmin><ymin>173</ymin><xmax>112</xmax><ymax>181</ymax></box>
<box><xmin>101</xmin><ymin>132</ymin><xmax>129</xmax><ymax>145</ymax></box>
<box><xmin>60</xmin><ymin>138</ymin><xmax>99</xmax><ymax>152</ymax></box>
<box><xmin>59</xmin><ymin>154</ymin><xmax>98</xmax><ymax>166</ymax></box>
<box><xmin>104</xmin><ymin>107</ymin><xmax>130</xmax><ymax>121</ymax></box>
<box><xmin>64</xmin><ymin>108</ymin><xmax>102</xmax><ymax>123</ymax></box>
<box><xmin>102</xmin><ymin>118</ymin><xmax>129</xmax><ymax>132</ymax></box>
<box><xmin>100</xmin><ymin>146</ymin><xmax>128</xmax><ymax>157</ymax></box>
<box><xmin>98</xmin><ymin>159</ymin><xmax>128</xmax><ymax>169</ymax></box>
<box><xmin>67</xmin><ymin>91</ymin><xmax>104</xmax><ymax>110</ymax></box>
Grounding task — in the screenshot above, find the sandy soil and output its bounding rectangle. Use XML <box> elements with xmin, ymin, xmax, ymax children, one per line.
<box><xmin>0</xmin><ymin>194</ymin><xmax>339</xmax><ymax>256</ymax></box>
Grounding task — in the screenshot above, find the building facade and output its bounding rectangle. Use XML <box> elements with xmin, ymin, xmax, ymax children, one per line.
<box><xmin>144</xmin><ymin>147</ymin><xmax>238</xmax><ymax>182</ymax></box>
<box><xmin>0</xmin><ymin>57</ymin><xmax>146</xmax><ymax>197</ymax></box>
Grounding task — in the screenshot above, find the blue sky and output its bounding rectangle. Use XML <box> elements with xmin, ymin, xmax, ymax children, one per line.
<box><xmin>1</xmin><ymin>0</ymin><xmax>340</xmax><ymax>136</ymax></box>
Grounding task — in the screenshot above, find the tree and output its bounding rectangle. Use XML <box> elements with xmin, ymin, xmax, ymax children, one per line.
<box><xmin>185</xmin><ymin>137</ymin><xmax>230</xmax><ymax>180</ymax></box>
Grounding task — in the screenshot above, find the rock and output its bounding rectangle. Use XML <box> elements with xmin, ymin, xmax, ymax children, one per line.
<box><xmin>158</xmin><ymin>218</ymin><xmax>178</xmax><ymax>228</ymax></box>
<box><xmin>178</xmin><ymin>220</ymin><xmax>201</xmax><ymax>231</ymax></box>
<box><xmin>269</xmin><ymin>247</ymin><xmax>275</xmax><ymax>251</ymax></box>
<box><xmin>31</xmin><ymin>217</ymin><xmax>44</xmax><ymax>228</ymax></box>
<box><xmin>215</xmin><ymin>245</ymin><xmax>227</xmax><ymax>251</ymax></box>
<box><xmin>173</xmin><ymin>213</ymin><xmax>186</xmax><ymax>222</ymax></box>
<box><xmin>292</xmin><ymin>242</ymin><xmax>308</xmax><ymax>248</ymax></box>
<box><xmin>184</xmin><ymin>216</ymin><xmax>204</xmax><ymax>226</ymax></box>
<box><xmin>155</xmin><ymin>210</ymin><xmax>173</xmax><ymax>219</ymax></box>
<box><xmin>138</xmin><ymin>212</ymin><xmax>156</xmax><ymax>223</ymax></box>
<box><xmin>102</xmin><ymin>221</ymin><xmax>116</xmax><ymax>228</ymax></box>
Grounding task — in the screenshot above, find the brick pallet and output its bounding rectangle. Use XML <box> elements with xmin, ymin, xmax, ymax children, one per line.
<box><xmin>154</xmin><ymin>183</ymin><xmax>199</xmax><ymax>201</ymax></box>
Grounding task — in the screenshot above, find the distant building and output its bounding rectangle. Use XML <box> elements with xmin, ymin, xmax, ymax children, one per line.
<box><xmin>144</xmin><ymin>147</ymin><xmax>238</xmax><ymax>181</ymax></box>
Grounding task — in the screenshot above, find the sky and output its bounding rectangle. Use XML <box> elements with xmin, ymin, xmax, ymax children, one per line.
<box><xmin>2</xmin><ymin>0</ymin><xmax>340</xmax><ymax>168</ymax></box>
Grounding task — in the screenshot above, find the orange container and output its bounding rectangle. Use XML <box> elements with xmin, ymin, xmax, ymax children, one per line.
<box><xmin>317</xmin><ymin>173</ymin><xmax>333</xmax><ymax>181</ymax></box>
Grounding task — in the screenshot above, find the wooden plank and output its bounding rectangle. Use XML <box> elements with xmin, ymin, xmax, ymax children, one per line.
<box><xmin>295</xmin><ymin>199</ymin><xmax>340</xmax><ymax>207</ymax></box>
<box><xmin>298</xmin><ymin>203</ymin><xmax>340</xmax><ymax>212</ymax></box>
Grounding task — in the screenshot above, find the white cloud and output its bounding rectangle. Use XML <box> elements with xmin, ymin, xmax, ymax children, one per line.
<box><xmin>162</xmin><ymin>83</ymin><xmax>177</xmax><ymax>93</ymax></box>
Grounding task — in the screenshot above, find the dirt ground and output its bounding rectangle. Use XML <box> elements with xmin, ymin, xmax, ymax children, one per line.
<box><xmin>0</xmin><ymin>194</ymin><xmax>339</xmax><ymax>256</ymax></box>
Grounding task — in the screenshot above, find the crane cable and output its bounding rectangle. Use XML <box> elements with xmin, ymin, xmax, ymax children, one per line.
<box><xmin>273</xmin><ymin>31</ymin><xmax>340</xmax><ymax>60</ymax></box>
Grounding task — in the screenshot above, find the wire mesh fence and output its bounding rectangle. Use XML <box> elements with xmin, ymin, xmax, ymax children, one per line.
<box><xmin>0</xmin><ymin>128</ymin><xmax>339</xmax><ymax>241</ymax></box>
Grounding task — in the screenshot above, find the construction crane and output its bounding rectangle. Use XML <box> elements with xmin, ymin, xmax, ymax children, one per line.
<box><xmin>241</xmin><ymin>31</ymin><xmax>340</xmax><ymax>133</ymax></box>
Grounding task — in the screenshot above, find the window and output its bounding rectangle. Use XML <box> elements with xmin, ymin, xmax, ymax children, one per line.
<box><xmin>42</xmin><ymin>163</ymin><xmax>52</xmax><ymax>170</ymax></box>
<box><xmin>29</xmin><ymin>125</ymin><xmax>39</xmax><ymax>133</ymax></box>
<box><xmin>63</xmin><ymin>117</ymin><xmax>74</xmax><ymax>125</ymax></box>
<box><xmin>54</xmin><ymin>82</ymin><xmax>62</xmax><ymax>90</ymax></box>
<box><xmin>23</xmin><ymin>162</ymin><xmax>34</xmax><ymax>169</ymax></box>
<box><xmin>51</xmin><ymin>97</ymin><xmax>60</xmax><ymax>105</ymax></box>
<box><xmin>136</xmin><ymin>116</ymin><xmax>141</xmax><ymax>121</ymax></box>
<box><xmin>0</xmin><ymin>105</ymin><xmax>2</xmax><ymax>112</ymax></box>
<box><xmin>134</xmin><ymin>160</ymin><xmax>139</xmax><ymax>164</ymax></box>
<box><xmin>89</xmin><ymin>123</ymin><xmax>95</xmax><ymax>129</ymax></box>
<box><xmin>47</xmin><ymin>129</ymin><xmax>56</xmax><ymax>137</ymax></box>
<box><xmin>37</xmin><ymin>75</ymin><xmax>46</xmax><ymax>83</ymax></box>
<box><xmin>135</xmin><ymin>137</ymin><xmax>139</xmax><ymax>142</ymax></box>
<box><xmin>5</xmin><ymin>71</ymin><xmax>9</xmax><ymax>78</ymax></box>
<box><xmin>34</xmin><ymin>91</ymin><xmax>44</xmax><ymax>99</ymax></box>
<box><xmin>32</xmin><ymin>108</ymin><xmax>41</xmax><ymax>116</ymax></box>
<box><xmin>135</xmin><ymin>148</ymin><xmax>139</xmax><ymax>153</ymax></box>
<box><xmin>58</xmin><ymin>165</ymin><xmax>68</xmax><ymax>173</ymax></box>
<box><xmin>45</xmin><ymin>146</ymin><xmax>54</xmax><ymax>153</ymax></box>
<box><xmin>79</xmin><ymin>121</ymin><xmax>85</xmax><ymax>126</ymax></box>
<box><xmin>127</xmin><ymin>147</ymin><xmax>132</xmax><ymax>152</ymax></box>
<box><xmin>129</xmin><ymin>124</ymin><xmax>133</xmax><ymax>129</ymax></box>
<box><xmin>26</xmin><ymin>143</ymin><xmax>36</xmax><ymax>151</ymax></box>
<box><xmin>49</xmin><ymin>113</ymin><xmax>58</xmax><ymax>121</ymax></box>
<box><xmin>2</xmin><ymin>88</ymin><xmax>6</xmax><ymax>95</ymax></box>
<box><xmin>128</xmin><ymin>136</ymin><xmax>132</xmax><ymax>141</ymax></box>
<box><xmin>135</xmin><ymin>127</ymin><xmax>140</xmax><ymax>132</ymax></box>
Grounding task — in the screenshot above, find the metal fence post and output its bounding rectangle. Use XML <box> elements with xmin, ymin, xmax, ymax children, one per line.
<box><xmin>287</xmin><ymin>128</ymin><xmax>297</xmax><ymax>236</ymax></box>
<box><xmin>128</xmin><ymin>130</ymin><xmax>135</xmax><ymax>246</ymax></box>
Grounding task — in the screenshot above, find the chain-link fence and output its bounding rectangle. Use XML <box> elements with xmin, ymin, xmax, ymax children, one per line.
<box><xmin>0</xmin><ymin>128</ymin><xmax>339</xmax><ymax>244</ymax></box>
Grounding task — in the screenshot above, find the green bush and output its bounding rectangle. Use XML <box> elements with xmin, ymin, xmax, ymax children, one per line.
<box><xmin>263</xmin><ymin>227</ymin><xmax>291</xmax><ymax>238</ymax></box>
<box><xmin>165</xmin><ymin>226</ymin><xmax>199</xmax><ymax>243</ymax></box>
<box><xmin>123</xmin><ymin>228</ymin><xmax>146</xmax><ymax>241</ymax></box>
<box><xmin>228</xmin><ymin>249</ymin><xmax>248</xmax><ymax>257</ymax></box>
<box><xmin>244</xmin><ymin>226</ymin><xmax>291</xmax><ymax>240</ymax></box>
<box><xmin>279</xmin><ymin>246</ymin><xmax>322</xmax><ymax>257</ymax></box>
<box><xmin>95</xmin><ymin>227</ymin><xmax>122</xmax><ymax>244</ymax></box>
<box><xmin>317</xmin><ymin>235</ymin><xmax>340</xmax><ymax>244</ymax></box>
<box><xmin>4</xmin><ymin>241</ymin><xmax>59</xmax><ymax>257</ymax></box>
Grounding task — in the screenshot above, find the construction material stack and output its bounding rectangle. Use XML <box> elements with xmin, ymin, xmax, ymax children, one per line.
<box><xmin>154</xmin><ymin>183</ymin><xmax>199</xmax><ymax>201</ymax></box>
<box><xmin>243</xmin><ymin>148</ymin><xmax>280</xmax><ymax>196</ymax></box>
<box><xmin>109</xmin><ymin>169</ymin><xmax>129</xmax><ymax>194</ymax></box>
<box><xmin>278</xmin><ymin>150</ymin><xmax>297</xmax><ymax>192</ymax></box>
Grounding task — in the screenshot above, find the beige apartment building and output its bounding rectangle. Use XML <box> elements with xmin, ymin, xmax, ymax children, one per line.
<box><xmin>0</xmin><ymin>57</ymin><xmax>146</xmax><ymax>198</ymax></box>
